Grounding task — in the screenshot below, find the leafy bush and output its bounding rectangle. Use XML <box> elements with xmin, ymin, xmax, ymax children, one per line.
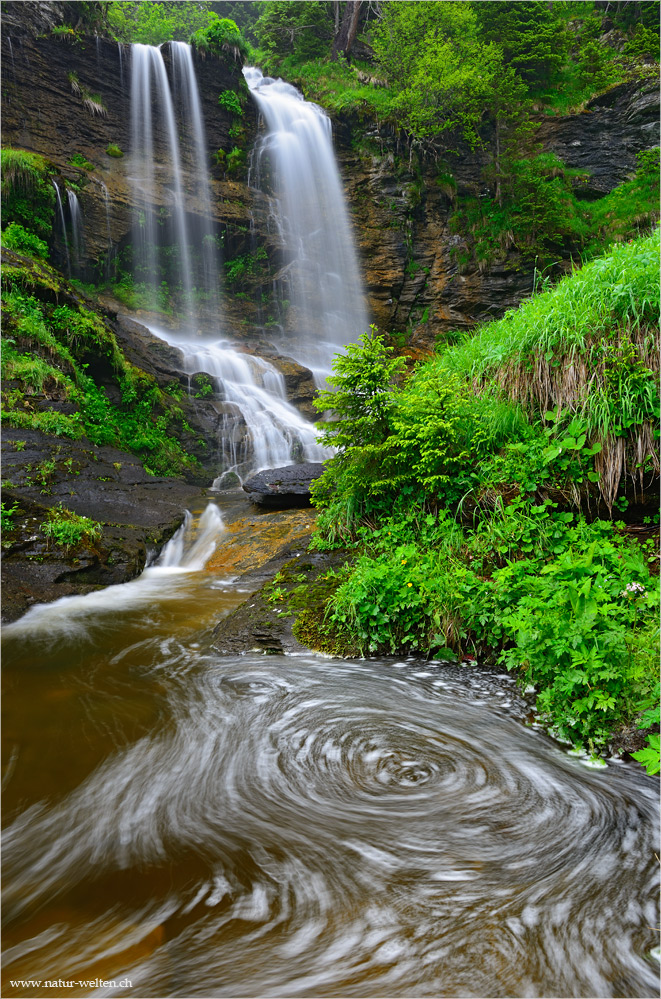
<box><xmin>0</xmin><ymin>148</ymin><xmax>55</xmax><ymax>239</ymax></box>
<box><xmin>308</xmin><ymin>236</ymin><xmax>659</xmax><ymax>757</ymax></box>
<box><xmin>190</xmin><ymin>15</ymin><xmax>249</xmax><ymax>59</ymax></box>
<box><xmin>69</xmin><ymin>153</ymin><xmax>94</xmax><ymax>170</ymax></box>
<box><xmin>1</xmin><ymin>501</ymin><xmax>19</xmax><ymax>532</ymax></box>
<box><xmin>218</xmin><ymin>90</ymin><xmax>244</xmax><ymax>117</ymax></box>
<box><xmin>106</xmin><ymin>143</ymin><xmax>124</xmax><ymax>158</ymax></box>
<box><xmin>41</xmin><ymin>504</ymin><xmax>102</xmax><ymax>548</ymax></box>
<box><xmin>1</xmin><ymin>223</ymin><xmax>49</xmax><ymax>260</ymax></box>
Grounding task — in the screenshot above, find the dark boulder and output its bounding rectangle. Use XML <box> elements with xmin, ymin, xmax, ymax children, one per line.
<box><xmin>243</xmin><ymin>463</ymin><xmax>325</xmax><ymax>508</ymax></box>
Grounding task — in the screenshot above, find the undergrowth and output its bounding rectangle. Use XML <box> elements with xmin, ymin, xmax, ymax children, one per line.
<box><xmin>306</xmin><ymin>234</ymin><xmax>660</xmax><ymax>768</ymax></box>
<box><xmin>1</xmin><ymin>267</ymin><xmax>201</xmax><ymax>477</ymax></box>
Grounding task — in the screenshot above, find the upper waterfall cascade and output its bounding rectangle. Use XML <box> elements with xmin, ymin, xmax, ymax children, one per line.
<box><xmin>127</xmin><ymin>46</ymin><xmax>366</xmax><ymax>481</ymax></box>
<box><xmin>244</xmin><ymin>66</ymin><xmax>369</xmax><ymax>384</ymax></box>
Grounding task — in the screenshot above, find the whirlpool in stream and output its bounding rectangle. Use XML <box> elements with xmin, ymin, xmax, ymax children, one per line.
<box><xmin>1</xmin><ymin>509</ymin><xmax>659</xmax><ymax>998</ymax></box>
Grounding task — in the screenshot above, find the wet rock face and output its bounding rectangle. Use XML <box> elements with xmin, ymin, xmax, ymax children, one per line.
<box><xmin>536</xmin><ymin>80</ymin><xmax>660</xmax><ymax>199</ymax></box>
<box><xmin>335</xmin><ymin>76</ymin><xmax>659</xmax><ymax>351</ymax></box>
<box><xmin>243</xmin><ymin>463</ymin><xmax>325</xmax><ymax>508</ymax></box>
<box><xmin>1</xmin><ymin>21</ymin><xmax>258</xmax><ymax>290</ymax></box>
<box><xmin>1</xmin><ymin>429</ymin><xmax>209</xmax><ymax>622</ymax></box>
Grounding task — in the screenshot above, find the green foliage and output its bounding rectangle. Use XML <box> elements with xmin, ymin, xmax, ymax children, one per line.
<box><xmin>632</xmin><ymin>733</ymin><xmax>661</xmax><ymax>775</ymax></box>
<box><xmin>108</xmin><ymin>1</ymin><xmax>216</xmax><ymax>45</ymax></box>
<box><xmin>314</xmin><ymin>327</ymin><xmax>407</xmax><ymax>451</ymax></box>
<box><xmin>583</xmin><ymin>147</ymin><xmax>660</xmax><ymax>254</ymax></box>
<box><xmin>631</xmin><ymin>674</ymin><xmax>660</xmax><ymax>774</ymax></box>
<box><xmin>68</xmin><ymin>152</ymin><xmax>94</xmax><ymax>170</ymax></box>
<box><xmin>1</xmin><ymin>223</ymin><xmax>49</xmax><ymax>260</ymax></box>
<box><xmin>190</xmin><ymin>14</ymin><xmax>250</xmax><ymax>59</ymax></box>
<box><xmin>218</xmin><ymin>90</ymin><xmax>244</xmax><ymax>117</ymax></box>
<box><xmin>371</xmin><ymin>2</ymin><xmax>518</xmax><ymax>146</ymax></box>
<box><xmin>224</xmin><ymin>246</ymin><xmax>268</xmax><ymax>285</ymax></box>
<box><xmin>1</xmin><ymin>286</ymin><xmax>200</xmax><ymax>478</ymax></box>
<box><xmin>41</xmin><ymin>503</ymin><xmax>102</xmax><ymax>548</ymax></box>
<box><xmin>1</xmin><ymin>501</ymin><xmax>19</xmax><ymax>532</ymax></box>
<box><xmin>451</xmin><ymin>152</ymin><xmax>590</xmax><ymax>266</ymax></box>
<box><xmin>280</xmin><ymin>58</ymin><xmax>395</xmax><ymax>119</ymax></box>
<box><xmin>439</xmin><ymin>231</ymin><xmax>660</xmax><ymax>507</ymax></box>
<box><xmin>255</xmin><ymin>1</ymin><xmax>334</xmax><ymax>64</ymax></box>
<box><xmin>475</xmin><ymin>1</ymin><xmax>567</xmax><ymax>87</ymax></box>
<box><xmin>225</xmin><ymin>146</ymin><xmax>247</xmax><ymax>176</ymax></box>
<box><xmin>308</xmin><ymin>235</ymin><xmax>659</xmax><ymax>754</ymax></box>
<box><xmin>105</xmin><ymin>143</ymin><xmax>124</xmax><ymax>158</ymax></box>
<box><xmin>1</xmin><ymin>148</ymin><xmax>55</xmax><ymax>240</ymax></box>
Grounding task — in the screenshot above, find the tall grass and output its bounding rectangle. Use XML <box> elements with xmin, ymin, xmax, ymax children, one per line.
<box><xmin>438</xmin><ymin>230</ymin><xmax>660</xmax><ymax>507</ymax></box>
<box><xmin>0</xmin><ymin>148</ymin><xmax>50</xmax><ymax>195</ymax></box>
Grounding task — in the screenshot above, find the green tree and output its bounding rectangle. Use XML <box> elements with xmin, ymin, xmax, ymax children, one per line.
<box><xmin>254</xmin><ymin>1</ymin><xmax>335</xmax><ymax>63</ymax></box>
<box><xmin>314</xmin><ymin>328</ymin><xmax>406</xmax><ymax>453</ymax></box>
<box><xmin>474</xmin><ymin>1</ymin><xmax>567</xmax><ymax>88</ymax></box>
<box><xmin>371</xmin><ymin>2</ymin><xmax>520</xmax><ymax>148</ymax></box>
<box><xmin>107</xmin><ymin>1</ymin><xmax>215</xmax><ymax>44</ymax></box>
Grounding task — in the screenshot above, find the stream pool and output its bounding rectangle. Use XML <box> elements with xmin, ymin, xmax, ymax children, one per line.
<box><xmin>2</xmin><ymin>502</ymin><xmax>659</xmax><ymax>998</ymax></box>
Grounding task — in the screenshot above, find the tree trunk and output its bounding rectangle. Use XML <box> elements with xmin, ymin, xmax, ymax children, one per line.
<box><xmin>331</xmin><ymin>1</ymin><xmax>363</xmax><ymax>61</ymax></box>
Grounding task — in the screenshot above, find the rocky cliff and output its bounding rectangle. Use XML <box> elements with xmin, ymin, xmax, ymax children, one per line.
<box><xmin>3</xmin><ymin>21</ymin><xmax>658</xmax><ymax>355</ymax></box>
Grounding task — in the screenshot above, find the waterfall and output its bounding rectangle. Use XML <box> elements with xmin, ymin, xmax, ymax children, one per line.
<box><xmin>66</xmin><ymin>189</ymin><xmax>84</xmax><ymax>276</ymax></box>
<box><xmin>244</xmin><ymin>67</ymin><xmax>368</xmax><ymax>384</ymax></box>
<box><xmin>169</xmin><ymin>41</ymin><xmax>221</xmax><ymax>319</ymax></box>
<box><xmin>148</xmin><ymin>326</ymin><xmax>329</xmax><ymax>484</ymax></box>
<box><xmin>126</xmin><ymin>46</ymin><xmax>364</xmax><ymax>478</ymax></box>
<box><xmin>129</xmin><ymin>43</ymin><xmax>195</xmax><ymax>324</ymax></box>
<box><xmin>52</xmin><ymin>181</ymin><xmax>71</xmax><ymax>277</ymax></box>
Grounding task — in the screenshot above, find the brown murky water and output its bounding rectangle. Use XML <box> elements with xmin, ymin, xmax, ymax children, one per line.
<box><xmin>2</xmin><ymin>500</ymin><xmax>659</xmax><ymax>998</ymax></box>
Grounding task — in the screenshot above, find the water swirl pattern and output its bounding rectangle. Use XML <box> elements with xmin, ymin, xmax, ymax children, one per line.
<box><xmin>2</xmin><ymin>638</ymin><xmax>658</xmax><ymax>997</ymax></box>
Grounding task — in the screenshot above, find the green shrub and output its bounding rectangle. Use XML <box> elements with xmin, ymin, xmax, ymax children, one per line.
<box><xmin>105</xmin><ymin>143</ymin><xmax>124</xmax><ymax>158</ymax></box>
<box><xmin>225</xmin><ymin>146</ymin><xmax>247</xmax><ymax>176</ymax></box>
<box><xmin>1</xmin><ymin>222</ymin><xmax>49</xmax><ymax>260</ymax></box>
<box><xmin>218</xmin><ymin>90</ymin><xmax>244</xmax><ymax>117</ymax></box>
<box><xmin>41</xmin><ymin>504</ymin><xmax>102</xmax><ymax>548</ymax></box>
<box><xmin>1</xmin><ymin>501</ymin><xmax>19</xmax><ymax>532</ymax></box>
<box><xmin>0</xmin><ymin>148</ymin><xmax>55</xmax><ymax>239</ymax></box>
<box><xmin>190</xmin><ymin>15</ymin><xmax>250</xmax><ymax>60</ymax></box>
<box><xmin>68</xmin><ymin>152</ymin><xmax>94</xmax><ymax>170</ymax></box>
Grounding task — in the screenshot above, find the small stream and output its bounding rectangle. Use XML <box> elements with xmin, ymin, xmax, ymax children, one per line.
<box><xmin>2</xmin><ymin>502</ymin><xmax>658</xmax><ymax>998</ymax></box>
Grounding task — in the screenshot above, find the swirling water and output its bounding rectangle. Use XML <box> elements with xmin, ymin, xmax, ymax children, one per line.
<box><xmin>2</xmin><ymin>509</ymin><xmax>658</xmax><ymax>998</ymax></box>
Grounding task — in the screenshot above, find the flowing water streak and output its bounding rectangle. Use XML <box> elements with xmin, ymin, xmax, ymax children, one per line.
<box><xmin>2</xmin><ymin>647</ymin><xmax>658</xmax><ymax>998</ymax></box>
<box><xmin>169</xmin><ymin>41</ymin><xmax>221</xmax><ymax>318</ymax></box>
<box><xmin>129</xmin><ymin>44</ymin><xmax>194</xmax><ymax>323</ymax></box>
<box><xmin>245</xmin><ymin>67</ymin><xmax>368</xmax><ymax>384</ymax></box>
<box><xmin>149</xmin><ymin>326</ymin><xmax>329</xmax><ymax>481</ymax></box>
<box><xmin>0</xmin><ymin>504</ymin><xmax>225</xmax><ymax>642</ymax></box>
<box><xmin>66</xmin><ymin>189</ymin><xmax>84</xmax><ymax>276</ymax></box>
<box><xmin>7</xmin><ymin>36</ymin><xmax>16</xmax><ymax>80</ymax></box>
<box><xmin>52</xmin><ymin>180</ymin><xmax>71</xmax><ymax>276</ymax></box>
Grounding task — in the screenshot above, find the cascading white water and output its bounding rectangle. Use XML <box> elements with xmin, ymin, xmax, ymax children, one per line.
<box><xmin>129</xmin><ymin>43</ymin><xmax>195</xmax><ymax>322</ymax></box>
<box><xmin>92</xmin><ymin>177</ymin><xmax>113</xmax><ymax>280</ymax></box>
<box><xmin>169</xmin><ymin>40</ymin><xmax>221</xmax><ymax>319</ymax></box>
<box><xmin>66</xmin><ymin>189</ymin><xmax>84</xmax><ymax>276</ymax></box>
<box><xmin>244</xmin><ymin>67</ymin><xmax>368</xmax><ymax>384</ymax></box>
<box><xmin>1</xmin><ymin>504</ymin><xmax>226</xmax><ymax>640</ymax></box>
<box><xmin>52</xmin><ymin>180</ymin><xmax>71</xmax><ymax>276</ymax></box>
<box><xmin>126</xmin><ymin>47</ymin><xmax>365</xmax><ymax>477</ymax></box>
<box><xmin>148</xmin><ymin>326</ymin><xmax>329</xmax><ymax>483</ymax></box>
